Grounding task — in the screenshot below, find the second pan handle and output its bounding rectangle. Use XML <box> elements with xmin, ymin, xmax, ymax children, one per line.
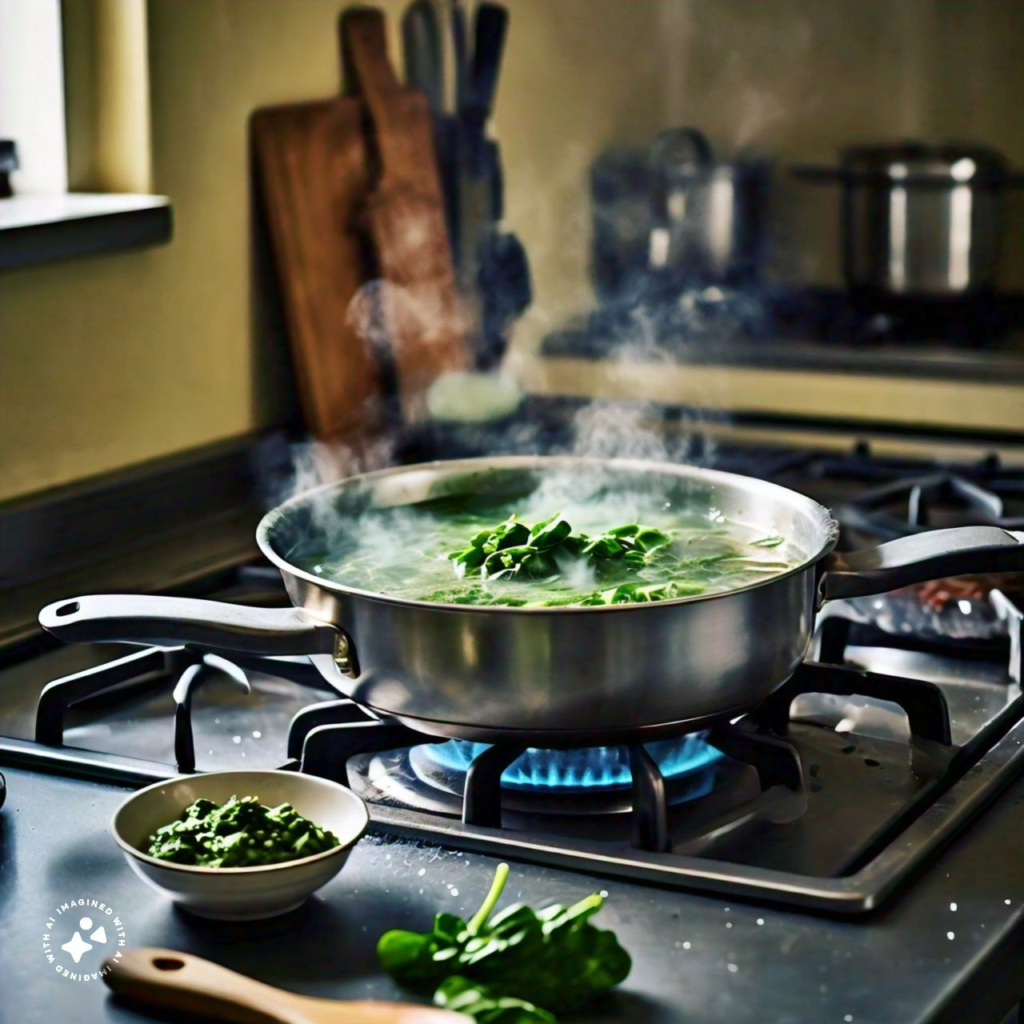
<box><xmin>38</xmin><ymin>595</ymin><xmax>339</xmax><ymax>656</ymax></box>
<box><xmin>820</xmin><ymin>526</ymin><xmax>1024</xmax><ymax>603</ymax></box>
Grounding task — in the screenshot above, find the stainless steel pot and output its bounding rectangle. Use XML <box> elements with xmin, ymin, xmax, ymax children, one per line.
<box><xmin>38</xmin><ymin>456</ymin><xmax>1024</xmax><ymax>744</ymax></box>
<box><xmin>648</xmin><ymin>128</ymin><xmax>770</xmax><ymax>285</ymax></box>
<box><xmin>795</xmin><ymin>143</ymin><xmax>1024</xmax><ymax>296</ymax></box>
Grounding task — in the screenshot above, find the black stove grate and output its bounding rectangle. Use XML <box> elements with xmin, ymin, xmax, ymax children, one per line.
<box><xmin>289</xmin><ymin>662</ymin><xmax>953</xmax><ymax>860</ymax></box>
<box><xmin>839</xmin><ymin>471</ymin><xmax>1024</xmax><ymax>541</ymax></box>
<box><xmin>818</xmin><ymin>589</ymin><xmax>1023</xmax><ymax>683</ymax></box>
<box><xmin>34</xmin><ymin>644</ymin><xmax>337</xmax><ymax>773</ymax></box>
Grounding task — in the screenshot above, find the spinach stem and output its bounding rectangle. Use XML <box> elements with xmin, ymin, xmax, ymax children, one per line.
<box><xmin>467</xmin><ymin>862</ymin><xmax>510</xmax><ymax>935</ymax></box>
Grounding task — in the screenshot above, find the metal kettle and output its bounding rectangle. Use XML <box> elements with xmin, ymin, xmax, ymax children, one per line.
<box><xmin>647</xmin><ymin>128</ymin><xmax>771</xmax><ymax>286</ymax></box>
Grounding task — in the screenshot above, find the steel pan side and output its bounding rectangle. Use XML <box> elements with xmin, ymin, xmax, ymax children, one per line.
<box><xmin>281</xmin><ymin>563</ymin><xmax>817</xmax><ymax>736</ymax></box>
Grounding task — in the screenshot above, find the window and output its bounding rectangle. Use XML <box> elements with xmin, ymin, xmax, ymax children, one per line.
<box><xmin>0</xmin><ymin>0</ymin><xmax>68</xmax><ymax>192</ymax></box>
<box><xmin>0</xmin><ymin>0</ymin><xmax>170</xmax><ymax>269</ymax></box>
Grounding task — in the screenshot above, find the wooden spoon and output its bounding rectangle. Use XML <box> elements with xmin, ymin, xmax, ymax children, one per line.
<box><xmin>103</xmin><ymin>948</ymin><xmax>463</xmax><ymax>1024</ymax></box>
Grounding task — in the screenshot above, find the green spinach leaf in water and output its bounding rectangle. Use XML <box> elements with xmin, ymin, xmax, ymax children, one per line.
<box><xmin>750</xmin><ymin>534</ymin><xmax>785</xmax><ymax>548</ymax></box>
<box><xmin>443</xmin><ymin>514</ymin><xmax>679</xmax><ymax>597</ymax></box>
<box><xmin>377</xmin><ymin>863</ymin><xmax>631</xmax><ymax>1020</ymax></box>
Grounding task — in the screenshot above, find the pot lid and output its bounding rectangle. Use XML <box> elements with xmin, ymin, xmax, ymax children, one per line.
<box><xmin>649</xmin><ymin>127</ymin><xmax>771</xmax><ymax>182</ymax></box>
<box><xmin>840</xmin><ymin>142</ymin><xmax>1011</xmax><ymax>184</ymax></box>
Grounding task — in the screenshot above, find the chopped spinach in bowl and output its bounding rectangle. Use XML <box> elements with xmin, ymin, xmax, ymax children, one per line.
<box><xmin>146</xmin><ymin>795</ymin><xmax>340</xmax><ymax>867</ymax></box>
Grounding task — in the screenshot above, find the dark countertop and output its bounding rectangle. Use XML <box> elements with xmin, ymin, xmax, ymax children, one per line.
<box><xmin>1</xmin><ymin>764</ymin><xmax>1023</xmax><ymax>1024</ymax></box>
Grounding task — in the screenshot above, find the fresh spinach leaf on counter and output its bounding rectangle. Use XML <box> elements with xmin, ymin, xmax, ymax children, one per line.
<box><xmin>434</xmin><ymin>977</ymin><xmax>555</xmax><ymax>1024</ymax></box>
<box><xmin>377</xmin><ymin>862</ymin><xmax>631</xmax><ymax>1021</ymax></box>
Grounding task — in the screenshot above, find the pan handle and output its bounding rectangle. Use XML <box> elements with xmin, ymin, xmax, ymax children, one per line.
<box><xmin>820</xmin><ymin>526</ymin><xmax>1024</xmax><ymax>603</ymax></box>
<box><xmin>38</xmin><ymin>595</ymin><xmax>339</xmax><ymax>656</ymax></box>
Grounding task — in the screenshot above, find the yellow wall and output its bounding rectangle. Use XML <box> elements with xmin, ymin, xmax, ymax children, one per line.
<box><xmin>2</xmin><ymin>0</ymin><xmax>1023</xmax><ymax>501</ymax></box>
<box><xmin>0</xmin><ymin>0</ymin><xmax>667</xmax><ymax>501</ymax></box>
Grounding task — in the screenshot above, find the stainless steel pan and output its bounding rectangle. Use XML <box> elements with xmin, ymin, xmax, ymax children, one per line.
<box><xmin>38</xmin><ymin>457</ymin><xmax>1024</xmax><ymax>744</ymax></box>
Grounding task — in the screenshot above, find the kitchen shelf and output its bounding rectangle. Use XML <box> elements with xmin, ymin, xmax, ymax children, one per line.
<box><xmin>521</xmin><ymin>353</ymin><xmax>1024</xmax><ymax>435</ymax></box>
<box><xmin>0</xmin><ymin>192</ymin><xmax>172</xmax><ymax>271</ymax></box>
<box><xmin>542</xmin><ymin>331</ymin><xmax>1024</xmax><ymax>383</ymax></box>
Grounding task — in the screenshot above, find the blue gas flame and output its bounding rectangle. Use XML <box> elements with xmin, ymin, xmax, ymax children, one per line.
<box><xmin>421</xmin><ymin>733</ymin><xmax>723</xmax><ymax>791</ymax></box>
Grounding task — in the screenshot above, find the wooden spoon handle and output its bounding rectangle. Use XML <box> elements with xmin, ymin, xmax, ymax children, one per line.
<box><xmin>105</xmin><ymin>948</ymin><xmax>306</xmax><ymax>1023</ymax></box>
<box><xmin>104</xmin><ymin>948</ymin><xmax>463</xmax><ymax>1024</ymax></box>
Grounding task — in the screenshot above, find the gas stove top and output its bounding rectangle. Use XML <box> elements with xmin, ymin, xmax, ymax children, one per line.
<box><xmin>2</xmin><ymin>432</ymin><xmax>1024</xmax><ymax>917</ymax></box>
<box><xmin>3</xmin><ymin>536</ymin><xmax>1022</xmax><ymax>917</ymax></box>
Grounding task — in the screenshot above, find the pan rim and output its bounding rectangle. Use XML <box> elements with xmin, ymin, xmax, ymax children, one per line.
<box><xmin>255</xmin><ymin>455</ymin><xmax>839</xmax><ymax>615</ymax></box>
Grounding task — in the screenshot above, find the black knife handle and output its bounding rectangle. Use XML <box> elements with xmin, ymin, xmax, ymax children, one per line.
<box><xmin>470</xmin><ymin>3</ymin><xmax>509</xmax><ymax>116</ymax></box>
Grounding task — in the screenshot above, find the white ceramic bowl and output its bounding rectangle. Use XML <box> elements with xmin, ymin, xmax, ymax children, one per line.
<box><xmin>112</xmin><ymin>770</ymin><xmax>369</xmax><ymax>920</ymax></box>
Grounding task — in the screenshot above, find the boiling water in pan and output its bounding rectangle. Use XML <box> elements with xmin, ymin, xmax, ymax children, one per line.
<box><xmin>293</xmin><ymin>485</ymin><xmax>802</xmax><ymax>608</ymax></box>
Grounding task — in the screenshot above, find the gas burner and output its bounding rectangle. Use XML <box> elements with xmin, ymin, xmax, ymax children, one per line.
<box><xmin>356</xmin><ymin>739</ymin><xmax>735</xmax><ymax>831</ymax></box>
<box><xmin>839</xmin><ymin>471</ymin><xmax>1024</xmax><ymax>542</ymax></box>
<box><xmin>411</xmin><ymin>734</ymin><xmax>723</xmax><ymax>792</ymax></box>
<box><xmin>288</xmin><ymin>698</ymin><xmax>806</xmax><ymax>851</ymax></box>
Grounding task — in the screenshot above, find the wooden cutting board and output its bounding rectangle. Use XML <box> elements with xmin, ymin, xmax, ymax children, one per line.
<box><xmin>252</xmin><ymin>6</ymin><xmax>466</xmax><ymax>438</ymax></box>
<box><xmin>252</xmin><ymin>85</ymin><xmax>375</xmax><ymax>441</ymax></box>
<box><xmin>344</xmin><ymin>7</ymin><xmax>468</xmax><ymax>421</ymax></box>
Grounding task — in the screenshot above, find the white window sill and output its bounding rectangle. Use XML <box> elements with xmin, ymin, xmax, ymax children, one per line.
<box><xmin>0</xmin><ymin>192</ymin><xmax>172</xmax><ymax>270</ymax></box>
